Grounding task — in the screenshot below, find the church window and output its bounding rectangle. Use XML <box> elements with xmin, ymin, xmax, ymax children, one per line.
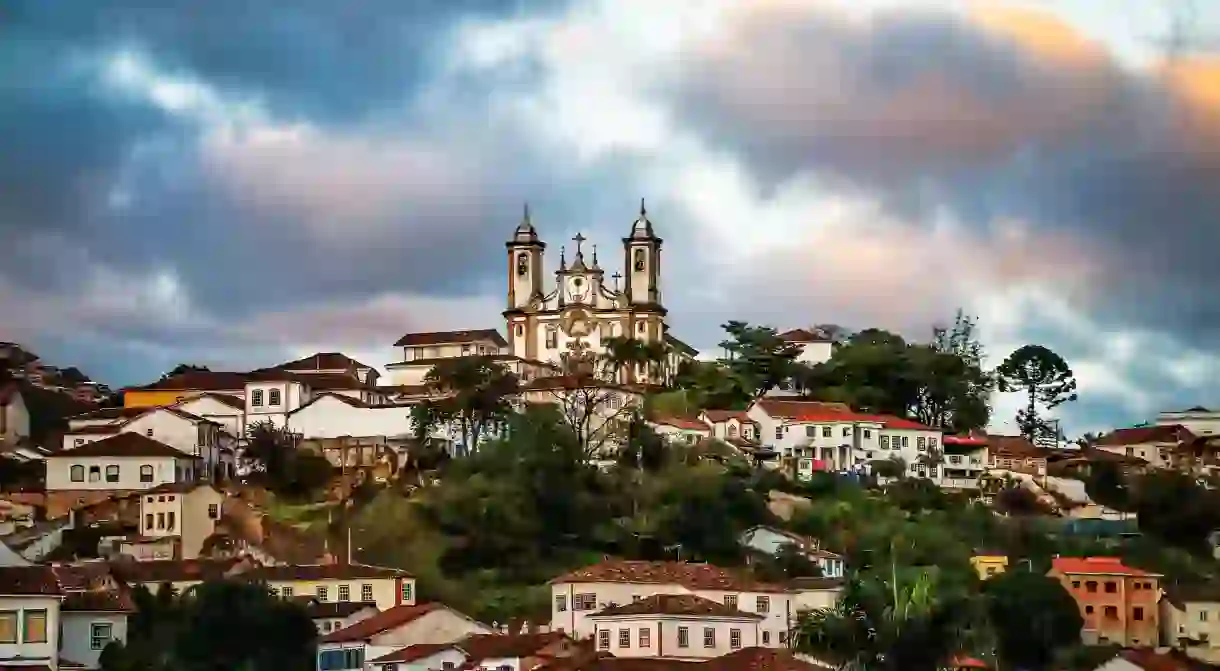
<box><xmin>517</xmin><ymin>253</ymin><xmax>529</xmax><ymax>276</ymax></box>
<box><xmin>546</xmin><ymin>329</ymin><xmax>558</xmax><ymax>349</ymax></box>
<box><xmin>633</xmin><ymin>249</ymin><xmax>645</xmax><ymax>271</ymax></box>
<box><xmin>515</xmin><ymin>324</ymin><xmax>524</xmax><ymax>337</ymax></box>
<box><xmin>638</xmin><ymin>322</ymin><xmax>646</xmax><ymax>333</ymax></box>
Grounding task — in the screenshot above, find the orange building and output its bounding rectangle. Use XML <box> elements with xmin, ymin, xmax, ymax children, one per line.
<box><xmin>1048</xmin><ymin>556</ymin><xmax>1162</xmax><ymax>647</ymax></box>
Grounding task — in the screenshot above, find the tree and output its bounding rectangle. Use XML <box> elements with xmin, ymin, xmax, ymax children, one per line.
<box><xmin>672</xmin><ymin>360</ymin><xmax>752</xmax><ymax>410</ymax></box>
<box><xmin>994</xmin><ymin>345</ymin><xmax>1078</xmax><ymax>441</ymax></box>
<box><xmin>717</xmin><ymin>321</ymin><xmax>803</xmax><ymax>400</ymax></box>
<box><xmin>411</xmin><ymin>355</ymin><xmax>519</xmax><ymax>455</ymax></box>
<box><xmin>175</xmin><ymin>580</ymin><xmax>317</xmax><ymax>671</ymax></box>
<box><xmin>160</xmin><ymin>363</ymin><xmax>210</xmax><ymax>380</ymax></box>
<box><xmin>807</xmin><ymin>329</ymin><xmax>921</xmax><ymax>416</ymax></box>
<box><xmin>792</xmin><ymin>571</ymin><xmax>972</xmax><ymax>671</ymax></box>
<box><xmin>243</xmin><ymin>420</ymin><xmax>332</xmax><ymax>497</ymax></box>
<box><xmin>984</xmin><ymin>570</ymin><xmax>1083</xmax><ymax>671</ymax></box>
<box><xmin>910</xmin><ymin>312</ymin><xmax>992</xmax><ymax>433</ymax></box>
<box><xmin>538</xmin><ymin>339</ymin><xmax>640</xmax><ymax>459</ymax></box>
<box><xmin>1128</xmin><ymin>469</ymin><xmax>1220</xmax><ymax>554</ymax></box>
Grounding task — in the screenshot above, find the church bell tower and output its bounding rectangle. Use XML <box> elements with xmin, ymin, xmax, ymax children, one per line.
<box><xmin>506</xmin><ymin>204</ymin><xmax>546</xmax><ymax>311</ymax></box>
<box><xmin>623</xmin><ymin>199</ymin><xmax>662</xmax><ymax>307</ymax></box>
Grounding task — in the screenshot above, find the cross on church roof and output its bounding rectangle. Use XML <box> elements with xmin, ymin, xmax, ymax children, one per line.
<box><xmin>572</xmin><ymin>233</ymin><xmax>586</xmax><ymax>256</ymax></box>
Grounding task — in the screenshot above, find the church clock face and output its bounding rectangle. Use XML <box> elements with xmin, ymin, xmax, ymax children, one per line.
<box><xmin>567</xmin><ymin>275</ymin><xmax>590</xmax><ymax>303</ymax></box>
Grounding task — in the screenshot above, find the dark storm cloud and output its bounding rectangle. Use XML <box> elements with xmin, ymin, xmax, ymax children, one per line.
<box><xmin>667</xmin><ymin>4</ymin><xmax>1220</xmax><ymax>350</ymax></box>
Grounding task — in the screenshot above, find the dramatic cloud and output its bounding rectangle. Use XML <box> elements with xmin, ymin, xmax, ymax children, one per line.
<box><xmin>3</xmin><ymin>0</ymin><xmax>1218</xmax><ymax>435</ymax></box>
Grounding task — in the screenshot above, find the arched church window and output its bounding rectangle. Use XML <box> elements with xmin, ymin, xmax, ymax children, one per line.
<box><xmin>517</xmin><ymin>253</ymin><xmax>529</xmax><ymax>276</ymax></box>
<box><xmin>546</xmin><ymin>328</ymin><xmax>558</xmax><ymax>349</ymax></box>
<box><xmin>515</xmin><ymin>324</ymin><xmax>524</xmax><ymax>337</ymax></box>
<box><xmin>638</xmin><ymin>321</ymin><xmax>646</xmax><ymax>333</ymax></box>
<box><xmin>633</xmin><ymin>249</ymin><xmax>645</xmax><ymax>271</ymax></box>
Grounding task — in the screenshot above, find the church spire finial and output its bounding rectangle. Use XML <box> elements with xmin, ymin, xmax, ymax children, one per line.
<box><xmin>559</xmin><ymin>245</ymin><xmax>567</xmax><ymax>270</ymax></box>
<box><xmin>523</xmin><ymin>202</ymin><xmax>531</xmax><ymax>225</ymax></box>
<box><xmin>640</xmin><ymin>198</ymin><xmax>646</xmax><ymax>217</ymax></box>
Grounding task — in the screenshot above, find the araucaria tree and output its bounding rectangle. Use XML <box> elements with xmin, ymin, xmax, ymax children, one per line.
<box><xmin>412</xmin><ymin>355</ymin><xmax>520</xmax><ymax>456</ymax></box>
<box><xmin>994</xmin><ymin>344</ymin><xmax>1078</xmax><ymax>441</ymax></box>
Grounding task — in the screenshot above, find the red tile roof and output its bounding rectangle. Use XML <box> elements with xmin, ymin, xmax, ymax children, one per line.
<box><xmin>653</xmin><ymin>416</ymin><xmax>711</xmax><ymax>431</ymax></box>
<box><xmin>752</xmin><ymin>400</ymin><xmax>850</xmax><ymax>419</ymax></box>
<box><xmin>0</xmin><ymin>566</ymin><xmax>61</xmax><ymax>596</ymax></box>
<box><xmin>241</xmin><ymin>563</ymin><xmax>410</xmax><ymax>582</ymax></box>
<box><xmin>987</xmin><ymin>435</ymin><xmax>1047</xmax><ymax>458</ymax></box>
<box><xmin>458</xmin><ymin>632</ymin><xmax>571</xmax><ymax>662</ymax></box>
<box><xmin>591</xmin><ymin>594</ymin><xmax>763</xmax><ymax>620</ymax></box>
<box><xmin>66</xmin><ymin>425</ymin><xmax>123</xmax><ymax>435</ymax></box>
<box><xmin>789</xmin><ymin>409</ymin><xmax>935</xmax><ymax>431</ymax></box>
<box><xmin>393</xmin><ymin>329</ymin><xmax>508</xmax><ymax>348</ymax></box>
<box><xmin>48</xmin><ymin>433</ymin><xmax>200</xmax><ymax>459</ymax></box>
<box><xmin>274</xmin><ymin>352</ymin><xmax>374</xmax><ymax>373</ymax></box>
<box><xmin>188</xmin><ymin>393</ymin><xmax>245</xmax><ymax>410</ymax></box>
<box><xmin>130</xmin><ymin>371</ymin><xmax>253</xmax><ymax>392</ymax></box>
<box><xmin>701</xmin><ymin>410</ymin><xmax>755</xmax><ymax>424</ymax></box>
<box><xmin>550</xmin><ymin>560</ymin><xmax>788</xmax><ymax>593</ymax></box>
<box><xmin>1095</xmin><ymin>424</ymin><xmax>1195</xmax><ymax>447</ymax></box>
<box><xmin>109</xmin><ymin>558</ymin><xmax>245</xmax><ymax>584</ymax></box>
<box><xmin>62</xmin><ymin>589</ymin><xmax>135</xmax><ymax>612</ymax></box>
<box><xmin>67</xmin><ymin>407</ymin><xmax>147</xmax><ymax>422</ymax></box>
<box><xmin>321</xmin><ymin>602</ymin><xmax>441</xmax><ymax>643</ymax></box>
<box><xmin>1051</xmin><ymin>556</ymin><xmax>1160</xmax><ymax>577</ymax></box>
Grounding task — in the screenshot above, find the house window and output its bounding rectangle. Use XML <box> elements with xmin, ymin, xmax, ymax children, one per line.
<box><xmin>863</xmin><ymin>430</ymin><xmax>871</xmax><ymax>439</ymax></box>
<box><xmin>779</xmin><ymin>631</ymin><xmax>787</xmax><ymax>644</ymax></box>
<box><xmin>822</xmin><ymin>427</ymin><xmax>832</xmax><ymax>438</ymax></box>
<box><xmin>361</xmin><ymin>584</ymin><xmax>373</xmax><ymax>602</ymax></box>
<box><xmin>1133</xmin><ymin>607</ymin><xmax>1144</xmax><ymax>621</ymax></box>
<box><xmin>1104</xmin><ymin>582</ymin><xmax>1117</xmax><ymax>593</ymax></box>
<box><xmin>282</xmin><ymin>586</ymin><xmax>294</xmax><ymax>598</ymax></box>
<box><xmin>74</xmin><ymin>439</ymin><xmax>84</xmax><ymax>447</ymax></box>
<box><xmin>338</xmin><ymin>585</ymin><xmax>351</xmax><ymax>602</ymax></box>
<box><xmin>775</xmin><ymin>426</ymin><xmax>783</xmax><ymax>440</ymax></box>
<box><xmin>208</xmin><ymin>504</ymin><xmax>219</xmax><ymax>519</ymax></box>
<box><xmin>618</xmin><ymin>629</ymin><xmax>630</xmax><ymax>648</ymax></box>
<box><xmin>677</xmin><ymin>627</ymin><xmax>689</xmax><ymax>648</ymax></box>
<box><xmin>703</xmin><ymin>627</ymin><xmax>715</xmax><ymax>648</ymax></box>
<box><xmin>166</xmin><ymin>511</ymin><xmax>175</xmax><ymax>531</ymax></box>
<box><xmin>145</xmin><ymin>428</ymin><xmax>153</xmax><ymax>437</ymax></box>
<box><xmin>1071</xmin><ymin>580</ymin><xmax>1080</xmax><ymax>588</ymax></box>
<box><xmin>639</xmin><ymin>628</ymin><xmax>650</xmax><ymax>647</ymax></box>
<box><xmin>555</xmin><ymin>595</ymin><xmax>567</xmax><ymax>612</ymax></box>
<box><xmin>546</xmin><ymin>329</ymin><xmax>558</xmax><ymax>349</ymax></box>
<box><xmin>573</xmin><ymin>593</ymin><xmax>596</xmax><ymax>611</ymax></box>
<box><xmin>90</xmin><ymin>621</ymin><xmax>113</xmax><ymax>650</ymax></box>
<box><xmin>1202</xmin><ymin>611</ymin><xmax>1210</xmax><ymax>622</ymax></box>
<box><xmin>70</xmin><ymin>465</ymin><xmax>85</xmax><ymax>482</ymax></box>
<box><xmin>145</xmin><ymin>514</ymin><xmax>153</xmax><ymax>530</ymax></box>
<box><xmin>929</xmin><ymin>438</ymin><xmax>938</xmax><ymax>450</ymax></box>
<box><xmin>0</xmin><ymin>611</ymin><xmax>15</xmax><ymax>644</ymax></box>
<box><xmin>730</xmin><ymin>629</ymin><xmax>742</xmax><ymax>649</ymax></box>
<box><xmin>139</xmin><ymin>465</ymin><xmax>154</xmax><ymax>483</ymax></box>
<box><xmin>269</xmin><ymin>389</ymin><xmax>282</xmax><ymax>406</ymax></box>
<box><xmin>724</xmin><ymin>595</ymin><xmax>737</xmax><ymax>609</ymax></box>
<box><xmin>400</xmin><ymin>581</ymin><xmax>412</xmax><ymax>602</ymax></box>
<box><xmin>805</xmin><ymin>426</ymin><xmax>816</xmax><ymax>437</ymax></box>
<box><xmin>880</xmin><ymin>436</ymin><xmax>889</xmax><ymax>449</ymax></box>
<box><xmin>756</xmin><ymin>596</ymin><xmax>770</xmax><ymax>613</ymax></box>
<box><xmin>1085</xmin><ymin>605</ymin><xmax>1094</xmax><ymax>614</ymax></box>
<box><xmin>318</xmin><ymin>649</ymin><xmax>364</xmax><ymax>671</ymax></box>
<box><xmin>901</xmin><ymin>436</ymin><xmax>909</xmax><ymax>447</ymax></box>
<box><xmin>156</xmin><ymin>512</ymin><xmax>165</xmax><ymax>529</ymax></box>
<box><xmin>462</xmin><ymin>345</ymin><xmax>471</xmax><ymax>355</ymax></box>
<box><xmin>599</xmin><ymin>630</ymin><xmax>610</xmax><ymax>649</ymax></box>
<box><xmin>1085</xmin><ymin>581</ymin><xmax>1098</xmax><ymax>593</ymax></box>
<box><xmin>317</xmin><ymin>586</ymin><xmax>328</xmax><ymax>600</ymax></box>
<box><xmin>22</xmin><ymin>609</ymin><xmax>46</xmax><ymax>643</ymax></box>
<box><xmin>917</xmin><ymin>437</ymin><xmax>926</xmax><ymax>450</ymax></box>
<box><xmin>88</xmin><ymin>466</ymin><xmax>101</xmax><ymax>482</ymax></box>
<box><xmin>1103</xmin><ymin>606</ymin><xmax>1118</xmax><ymax>619</ymax></box>
<box><xmin>251</xmin><ymin>390</ymin><xmax>264</xmax><ymax>407</ymax></box>
<box><xmin>105</xmin><ymin>465</ymin><xmax>120</xmax><ymax>483</ymax></box>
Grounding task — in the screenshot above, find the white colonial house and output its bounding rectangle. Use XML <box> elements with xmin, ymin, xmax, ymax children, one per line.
<box><xmin>317</xmin><ymin>602</ymin><xmax>492</xmax><ymax>671</ymax></box>
<box><xmin>738</xmin><ymin>526</ymin><xmax>845</xmax><ymax>579</ymax></box>
<box><xmin>117</xmin><ymin>483</ymin><xmax>225</xmax><ymax>561</ymax></box>
<box><xmin>585</xmin><ymin>594</ymin><xmax>769</xmax><ymax>659</ymax></box>
<box><xmin>273</xmin><ymin>352</ymin><xmax>381</xmax><ymax>387</ymax></box>
<box><xmin>0</xmin><ymin>565</ymin><xmax>127</xmax><ymax>670</ymax></box>
<box><xmin>699</xmin><ymin>411</ymin><xmax>759</xmax><ymax>444</ymax></box>
<box><xmin>172</xmin><ymin>393</ymin><xmax>247</xmax><ymax>444</ymax></box>
<box><xmin>650</xmin><ymin>417</ymin><xmax>712</xmax><ymax>445</ymax></box>
<box><xmin>64</xmin><ymin>406</ymin><xmax>232</xmax><ymax>481</ymax></box>
<box><xmin>45</xmin><ymin>434</ymin><xmax>202</xmax><ymax>517</ymax></box>
<box><xmin>549</xmin><ymin>560</ymin><xmax>839</xmax><ymax>646</ymax></box>
<box><xmin>385</xmin><ymin>330</ymin><xmax>511</xmax><ymax>387</ymax></box>
<box><xmin>286</xmin><ymin>394</ymin><xmax>416</xmax><ymax>440</ymax></box>
<box><xmin>366</xmin><ymin>632</ymin><xmax>578</xmax><ymax>671</ymax></box>
<box><xmin>60</xmin><ymin>589</ymin><xmax>133</xmax><ymax>669</ymax></box>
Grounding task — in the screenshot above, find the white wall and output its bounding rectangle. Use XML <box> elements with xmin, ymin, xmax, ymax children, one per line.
<box><xmin>0</xmin><ymin>596</ymin><xmax>60</xmax><ymax>667</ymax></box>
<box><xmin>1157</xmin><ymin>410</ymin><xmax>1220</xmax><ymax>436</ymax></box>
<box><xmin>61</xmin><ymin>611</ymin><xmax>127</xmax><ymax>668</ymax></box>
<box><xmin>124</xmin><ymin>410</ymin><xmax>221</xmax><ymax>477</ymax></box>
<box><xmin>246</xmin><ymin>381</ymin><xmax>309</xmax><ymax>428</ymax></box>
<box><xmin>590</xmin><ymin>615</ymin><xmax>765</xmax><ymax>659</ymax></box>
<box><xmin>47</xmin><ymin>456</ymin><xmax>185</xmax><ymax>491</ymax></box>
<box><xmin>175</xmin><ymin>396</ymin><xmax>245</xmax><ymax>441</ymax></box>
<box><xmin>287</xmin><ymin>397</ymin><xmax>415</xmax><ymax>439</ymax></box>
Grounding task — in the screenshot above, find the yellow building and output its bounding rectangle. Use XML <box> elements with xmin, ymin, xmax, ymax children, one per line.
<box><xmin>970</xmin><ymin>554</ymin><xmax>1009</xmax><ymax>580</ymax></box>
<box><xmin>123</xmin><ymin>371</ymin><xmax>251</xmax><ymax>408</ymax></box>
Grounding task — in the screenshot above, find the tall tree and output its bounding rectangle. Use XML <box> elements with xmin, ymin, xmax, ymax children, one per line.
<box><xmin>672</xmin><ymin>360</ymin><xmax>752</xmax><ymax>410</ymax></box>
<box><xmin>175</xmin><ymin>580</ymin><xmax>318</xmax><ymax>671</ymax></box>
<box><xmin>717</xmin><ymin>321</ymin><xmax>804</xmax><ymax>400</ymax></box>
<box><xmin>983</xmin><ymin>570</ymin><xmax>1083</xmax><ymax>671</ymax></box>
<box><xmin>411</xmin><ymin>355</ymin><xmax>519</xmax><ymax>455</ymax></box>
<box><xmin>910</xmin><ymin>311</ymin><xmax>993</xmax><ymax>433</ymax></box>
<box><xmin>994</xmin><ymin>345</ymin><xmax>1078</xmax><ymax>441</ymax></box>
<box><xmin>243</xmin><ymin>421</ymin><xmax>332</xmax><ymax>497</ymax></box>
<box><xmin>809</xmin><ymin>329</ymin><xmax>920</xmax><ymax>416</ymax></box>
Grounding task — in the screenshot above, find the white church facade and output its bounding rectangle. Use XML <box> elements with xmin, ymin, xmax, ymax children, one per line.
<box><xmin>384</xmin><ymin>202</ymin><xmax>696</xmax><ymax>388</ymax></box>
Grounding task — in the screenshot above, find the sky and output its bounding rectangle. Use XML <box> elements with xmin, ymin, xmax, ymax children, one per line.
<box><xmin>3</xmin><ymin>0</ymin><xmax>1220</xmax><ymax>437</ymax></box>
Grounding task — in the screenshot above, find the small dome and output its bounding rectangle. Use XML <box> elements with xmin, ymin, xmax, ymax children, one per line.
<box><xmin>629</xmin><ymin>198</ymin><xmax>655</xmax><ymax>239</ymax></box>
<box><xmin>510</xmin><ymin>203</ymin><xmax>541</xmax><ymax>244</ymax></box>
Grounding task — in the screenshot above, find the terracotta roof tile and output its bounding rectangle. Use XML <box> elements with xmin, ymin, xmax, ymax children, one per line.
<box><xmin>986</xmin><ymin>435</ymin><xmax>1047</xmax><ymax>458</ymax></box>
<box><xmin>652</xmin><ymin>416</ymin><xmax>711</xmax><ymax>432</ymax></box>
<box><xmin>274</xmin><ymin>353</ymin><xmax>374</xmax><ymax>373</ymax></box>
<box><xmin>67</xmin><ymin>407</ymin><xmax>146</xmax><ymax>421</ymax></box>
<box><xmin>62</xmin><ymin>590</ymin><xmax>135</xmax><ymax>612</ymax></box>
<box><xmin>789</xmin><ymin>409</ymin><xmax>935</xmax><ymax>431</ymax></box>
<box><xmin>48</xmin><ymin>433</ymin><xmax>199</xmax><ymax>459</ymax></box>
<box><xmin>458</xmin><ymin>632</ymin><xmax>571</xmax><ymax>662</ymax></box>
<box><xmin>242</xmin><ymin>563</ymin><xmax>410</xmax><ymax>582</ymax></box>
<box><xmin>66</xmin><ymin>425</ymin><xmax>123</xmax><ymax>435</ymax></box>
<box><xmin>393</xmin><ymin>330</ymin><xmax>508</xmax><ymax>348</ymax></box>
<box><xmin>591</xmin><ymin>594</ymin><xmax>763</xmax><ymax>619</ymax></box>
<box><xmin>550</xmin><ymin>560</ymin><xmax>789</xmax><ymax>593</ymax></box>
<box><xmin>130</xmin><ymin>371</ymin><xmax>253</xmax><ymax>392</ymax></box>
<box><xmin>1051</xmin><ymin>556</ymin><xmax>1159</xmax><ymax>577</ymax></box>
<box><xmin>1096</xmin><ymin>424</ymin><xmax>1195</xmax><ymax>447</ymax></box>
<box><xmin>0</xmin><ymin>566</ymin><xmax>61</xmax><ymax>596</ymax></box>
<box><xmin>109</xmin><ymin>558</ymin><xmax>245</xmax><ymax>584</ymax></box>
<box><xmin>701</xmin><ymin>411</ymin><xmax>755</xmax><ymax>424</ymax></box>
<box><xmin>189</xmin><ymin>393</ymin><xmax>245</xmax><ymax>410</ymax></box>
<box><xmin>300</xmin><ymin>600</ymin><xmax>379</xmax><ymax>619</ymax></box>
<box><xmin>752</xmin><ymin>400</ymin><xmax>850</xmax><ymax>419</ymax></box>
<box><xmin>321</xmin><ymin>602</ymin><xmax>440</xmax><ymax>643</ymax></box>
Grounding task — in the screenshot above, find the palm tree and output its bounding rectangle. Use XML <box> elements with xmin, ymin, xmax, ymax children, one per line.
<box><xmin>600</xmin><ymin>336</ymin><xmax>651</xmax><ymax>383</ymax></box>
<box><xmin>791</xmin><ymin>565</ymin><xmax>972</xmax><ymax>671</ymax></box>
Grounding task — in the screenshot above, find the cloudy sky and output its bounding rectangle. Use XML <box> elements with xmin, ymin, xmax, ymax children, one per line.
<box><xmin>3</xmin><ymin>0</ymin><xmax>1220</xmax><ymax>435</ymax></box>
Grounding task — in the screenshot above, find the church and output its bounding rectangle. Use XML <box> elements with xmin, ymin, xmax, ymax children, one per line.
<box><xmin>504</xmin><ymin>201</ymin><xmax>696</xmax><ymax>384</ymax></box>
